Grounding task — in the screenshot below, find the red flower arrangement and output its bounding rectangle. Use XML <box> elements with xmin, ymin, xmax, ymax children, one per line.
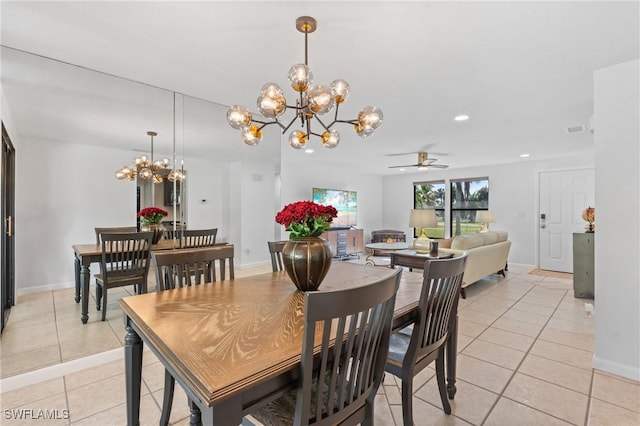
<box><xmin>275</xmin><ymin>201</ymin><xmax>338</xmax><ymax>239</ymax></box>
<box><xmin>137</xmin><ymin>207</ymin><xmax>168</xmax><ymax>224</ymax></box>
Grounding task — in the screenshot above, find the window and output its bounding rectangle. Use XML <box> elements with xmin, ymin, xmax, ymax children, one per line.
<box><xmin>450</xmin><ymin>177</ymin><xmax>489</xmax><ymax>236</ymax></box>
<box><xmin>413</xmin><ymin>181</ymin><xmax>445</xmax><ymax>238</ymax></box>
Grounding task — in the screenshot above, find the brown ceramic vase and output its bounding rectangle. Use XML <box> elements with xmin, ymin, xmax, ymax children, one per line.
<box><xmin>140</xmin><ymin>222</ymin><xmax>165</xmax><ymax>244</ymax></box>
<box><xmin>282</xmin><ymin>237</ymin><xmax>332</xmax><ymax>291</ymax></box>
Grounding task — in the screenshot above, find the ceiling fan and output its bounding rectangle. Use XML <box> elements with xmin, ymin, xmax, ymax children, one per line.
<box><xmin>388</xmin><ymin>152</ymin><xmax>449</xmax><ymax>170</ymax></box>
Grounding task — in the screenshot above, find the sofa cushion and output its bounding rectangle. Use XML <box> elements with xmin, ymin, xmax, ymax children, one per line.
<box><xmin>494</xmin><ymin>231</ymin><xmax>508</xmax><ymax>242</ymax></box>
<box><xmin>480</xmin><ymin>232</ymin><xmax>498</xmax><ymax>245</ymax></box>
<box><xmin>451</xmin><ymin>233</ymin><xmax>485</xmax><ymax>250</ymax></box>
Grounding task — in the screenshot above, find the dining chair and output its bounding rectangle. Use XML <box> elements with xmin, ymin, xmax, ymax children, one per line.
<box><xmin>181</xmin><ymin>228</ymin><xmax>217</xmax><ymax>248</ymax></box>
<box><xmin>151</xmin><ymin>246</ymin><xmax>222</xmax><ymax>291</ymax></box>
<box><xmin>94</xmin><ymin>232</ymin><xmax>153</xmax><ymax>321</ymax></box>
<box><xmin>250</xmin><ymin>267</ymin><xmax>402</xmax><ymax>426</ymax></box>
<box><xmin>163</xmin><ymin>224</ymin><xmax>186</xmax><ymax>240</ymax></box>
<box><xmin>385</xmin><ymin>253</ymin><xmax>468</xmax><ymax>425</ymax></box>
<box><xmin>267</xmin><ymin>240</ymin><xmax>287</xmax><ymax>272</ymax></box>
<box><xmin>94</xmin><ymin>226</ymin><xmax>137</xmax><ymax>245</ymax></box>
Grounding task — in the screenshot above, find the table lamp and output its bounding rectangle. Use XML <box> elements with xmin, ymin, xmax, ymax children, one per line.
<box><xmin>409</xmin><ymin>209</ymin><xmax>436</xmax><ymax>253</ymax></box>
<box><xmin>476</xmin><ymin>210</ymin><xmax>496</xmax><ymax>232</ymax></box>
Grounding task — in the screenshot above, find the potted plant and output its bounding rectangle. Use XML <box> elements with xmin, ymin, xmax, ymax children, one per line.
<box><xmin>275</xmin><ymin>201</ymin><xmax>337</xmax><ymax>291</ymax></box>
<box><xmin>137</xmin><ymin>207</ymin><xmax>168</xmax><ymax>243</ymax></box>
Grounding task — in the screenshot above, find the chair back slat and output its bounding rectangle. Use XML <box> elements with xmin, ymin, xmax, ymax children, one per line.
<box><xmin>164</xmin><ymin>224</ymin><xmax>187</xmax><ymax>240</ymax></box>
<box><xmin>414</xmin><ymin>253</ymin><xmax>468</xmax><ymax>357</ymax></box>
<box><xmin>267</xmin><ymin>241</ymin><xmax>287</xmax><ymax>272</ymax></box>
<box><xmin>181</xmin><ymin>228</ymin><xmax>217</xmax><ymax>248</ymax></box>
<box><xmin>295</xmin><ymin>268</ymin><xmax>402</xmax><ymax>425</ymax></box>
<box><xmin>152</xmin><ymin>246</ymin><xmax>229</xmax><ymax>291</ymax></box>
<box><xmin>95</xmin><ymin>226</ymin><xmax>138</xmax><ymax>245</ymax></box>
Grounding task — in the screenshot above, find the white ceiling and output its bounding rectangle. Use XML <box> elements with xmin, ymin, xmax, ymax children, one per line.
<box><xmin>1</xmin><ymin>1</ymin><xmax>638</xmax><ymax>174</ymax></box>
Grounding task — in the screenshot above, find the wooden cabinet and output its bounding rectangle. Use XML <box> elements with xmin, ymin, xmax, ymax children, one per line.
<box><xmin>573</xmin><ymin>233</ymin><xmax>594</xmax><ymax>298</ymax></box>
<box><xmin>322</xmin><ymin>228</ymin><xmax>364</xmax><ymax>259</ymax></box>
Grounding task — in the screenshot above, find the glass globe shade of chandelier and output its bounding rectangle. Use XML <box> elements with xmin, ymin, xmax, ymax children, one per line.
<box><xmin>226</xmin><ymin>16</ymin><xmax>383</xmax><ymax>150</ymax></box>
<box><xmin>114</xmin><ymin>131</ymin><xmax>185</xmax><ymax>183</ymax></box>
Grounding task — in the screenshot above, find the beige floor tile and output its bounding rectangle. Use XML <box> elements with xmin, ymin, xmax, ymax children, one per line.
<box><xmin>519</xmin><ymin>294</ymin><xmax>562</xmax><ymax>308</ymax></box>
<box><xmin>477</xmin><ymin>327</ymin><xmax>535</xmax><ymax>352</ymax></box>
<box><xmin>415</xmin><ymin>378</ymin><xmax>499</xmax><ymax>425</ymax></box>
<box><xmin>64</xmin><ymin>359</ymin><xmax>124</xmax><ymax>390</ymax></box>
<box><xmin>538</xmin><ymin>327</ymin><xmax>594</xmax><ymax>352</ymax></box>
<box><xmin>458</xmin><ymin>309</ymin><xmax>499</xmax><ymax>326</ymax></box>
<box><xmin>1</xmin><ymin>321</ymin><xmax>60</xmax><ymax>357</ymax></box>
<box><xmin>455</xmin><ymin>354</ymin><xmax>513</xmax><ymax>393</ymax></box>
<box><xmin>484</xmin><ymin>397</ymin><xmax>572</xmax><ymax>426</ymax></box>
<box><xmin>546</xmin><ymin>317</ymin><xmax>594</xmax><ymax>335</ymax></box>
<box><xmin>492</xmin><ymin>317</ymin><xmax>543</xmax><ymax>338</ymax></box>
<box><xmin>66</xmin><ymin>371</ymin><xmax>147</xmax><ymax>421</ymax></box>
<box><xmin>512</xmin><ymin>301</ymin><xmax>555</xmax><ymax>316</ymax></box>
<box><xmin>151</xmin><ymin>387</ymin><xmax>191</xmax><ymax>425</ymax></box>
<box><xmin>1</xmin><ymin>392</ymin><xmax>69</xmax><ymax>425</ymax></box>
<box><xmin>502</xmin><ymin>308</ymin><xmax>550</xmax><ymax>326</ymax></box>
<box><xmin>456</xmin><ymin>334</ymin><xmax>474</xmax><ymax>353</ymax></box>
<box><xmin>457</xmin><ymin>319</ymin><xmax>488</xmax><ymax>338</ymax></box>
<box><xmin>591</xmin><ymin>372</ymin><xmax>640</xmax><ymax>413</ymax></box>
<box><xmin>5</xmin><ymin>310</ymin><xmax>56</xmax><ymax>329</ymax></box>
<box><xmin>519</xmin><ymin>353</ymin><xmax>592</xmax><ymax>394</ymax></box>
<box><xmin>56</xmin><ymin>317</ymin><xmax>120</xmax><ymax>344</ymax></box>
<box><xmin>551</xmin><ymin>308</ymin><xmax>590</xmax><ymax>322</ymax></box>
<box><xmin>70</xmin><ymin>393</ymin><xmax>160</xmax><ymax>426</ymax></box>
<box><xmin>587</xmin><ymin>397</ymin><xmax>640</xmax><ymax>426</ymax></box>
<box><xmin>594</xmin><ymin>369</ymin><xmax>640</xmax><ymax>386</ymax></box>
<box><xmin>0</xmin><ymin>344</ymin><xmax>62</xmax><ymax>378</ymax></box>
<box><xmin>373</xmin><ymin>393</ymin><xmax>395</xmax><ymax>426</ymax></box>
<box><xmin>464</xmin><ymin>300</ymin><xmax>510</xmax><ymax>317</ymax></box>
<box><xmin>142</xmin><ymin>359</ymin><xmax>168</xmax><ymax>393</ymax></box>
<box><xmin>504</xmin><ymin>373</ymin><xmax>588</xmax><ymax>425</ymax></box>
<box><xmin>529</xmin><ymin>339</ymin><xmax>593</xmax><ymax>371</ymax></box>
<box><xmin>412</xmin><ymin>365</ymin><xmax>437</xmax><ymax>391</ymax></box>
<box><xmin>390</xmin><ymin>399</ymin><xmax>473</xmax><ymax>425</ymax></box>
<box><xmin>59</xmin><ymin>331</ymin><xmax>121</xmax><ymax>362</ymax></box>
<box><xmin>384</xmin><ymin>383</ymin><xmax>403</xmax><ymax>405</ymax></box>
<box><xmin>0</xmin><ymin>377</ymin><xmax>66</xmax><ymax>409</ymax></box>
<box><xmin>461</xmin><ymin>339</ymin><xmax>526</xmax><ymax>370</ymax></box>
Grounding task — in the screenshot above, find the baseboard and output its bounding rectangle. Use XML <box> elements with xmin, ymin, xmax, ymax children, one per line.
<box><xmin>16</xmin><ymin>281</ymin><xmax>75</xmax><ymax>296</ymax></box>
<box><xmin>592</xmin><ymin>355</ymin><xmax>640</xmax><ymax>381</ymax></box>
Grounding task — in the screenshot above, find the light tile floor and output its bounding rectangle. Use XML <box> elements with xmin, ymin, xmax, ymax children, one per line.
<box><xmin>1</xmin><ymin>262</ymin><xmax>639</xmax><ymax>425</ymax></box>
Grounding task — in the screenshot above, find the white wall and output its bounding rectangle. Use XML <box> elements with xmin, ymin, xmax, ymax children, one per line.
<box><xmin>593</xmin><ymin>59</ymin><xmax>640</xmax><ymax>380</ymax></box>
<box><xmin>280</xmin><ymin>158</ymin><xmax>384</xmax><ymax>243</ymax></box>
<box><xmin>383</xmin><ymin>154</ymin><xmax>594</xmax><ymax>266</ymax></box>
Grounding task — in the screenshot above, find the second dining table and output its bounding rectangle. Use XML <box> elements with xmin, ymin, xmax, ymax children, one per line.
<box><xmin>120</xmin><ymin>262</ymin><xmax>461</xmax><ymax>425</ymax></box>
<box><xmin>72</xmin><ymin>240</ymin><xmax>234</xmax><ymax>324</ymax></box>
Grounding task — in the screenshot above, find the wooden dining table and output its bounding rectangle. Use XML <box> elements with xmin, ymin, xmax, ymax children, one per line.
<box><xmin>72</xmin><ymin>240</ymin><xmax>234</xmax><ymax>324</ymax></box>
<box><xmin>120</xmin><ymin>262</ymin><xmax>460</xmax><ymax>425</ymax></box>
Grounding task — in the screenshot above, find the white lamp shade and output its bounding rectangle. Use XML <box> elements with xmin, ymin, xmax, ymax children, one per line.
<box><xmin>409</xmin><ymin>209</ymin><xmax>437</xmax><ymax>228</ymax></box>
<box><xmin>476</xmin><ymin>210</ymin><xmax>496</xmax><ymax>223</ymax></box>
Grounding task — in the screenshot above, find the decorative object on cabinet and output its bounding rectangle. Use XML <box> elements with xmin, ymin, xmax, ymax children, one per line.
<box><xmin>409</xmin><ymin>209</ymin><xmax>437</xmax><ymax>253</ymax></box>
<box><xmin>226</xmin><ymin>16</ymin><xmax>383</xmax><ymax>149</ymax></box>
<box><xmin>371</xmin><ymin>229</ymin><xmax>406</xmax><ymax>243</ymax></box>
<box><xmin>581</xmin><ymin>206</ymin><xmax>595</xmax><ymax>233</ymax></box>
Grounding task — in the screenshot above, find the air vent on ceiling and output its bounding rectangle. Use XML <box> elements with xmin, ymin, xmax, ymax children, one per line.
<box><xmin>566</xmin><ymin>125</ymin><xmax>586</xmax><ymax>134</ymax></box>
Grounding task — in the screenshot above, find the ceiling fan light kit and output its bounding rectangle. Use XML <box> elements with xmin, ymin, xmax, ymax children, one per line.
<box><xmin>226</xmin><ymin>16</ymin><xmax>383</xmax><ymax>150</ymax></box>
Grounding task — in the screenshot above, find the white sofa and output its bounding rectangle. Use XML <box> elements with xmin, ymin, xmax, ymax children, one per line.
<box><xmin>439</xmin><ymin>231</ymin><xmax>511</xmax><ymax>298</ymax></box>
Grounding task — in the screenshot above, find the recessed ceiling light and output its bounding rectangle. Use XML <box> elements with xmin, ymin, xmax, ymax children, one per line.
<box><xmin>454</xmin><ymin>114</ymin><xmax>469</xmax><ymax>121</ymax></box>
<box><xmin>305</xmin><ymin>149</ymin><xmax>314</xmax><ymax>154</ymax></box>
<box><xmin>520</xmin><ymin>153</ymin><xmax>530</xmax><ymax>158</ymax></box>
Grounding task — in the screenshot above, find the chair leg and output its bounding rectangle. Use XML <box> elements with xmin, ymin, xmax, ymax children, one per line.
<box><xmin>362</xmin><ymin>392</ymin><xmax>376</xmax><ymax>426</ymax></box>
<box><xmin>159</xmin><ymin>369</ymin><xmax>175</xmax><ymax>426</ymax></box>
<box><xmin>436</xmin><ymin>349</ymin><xmax>452</xmax><ymax>414</ymax></box>
<box><xmin>101</xmin><ymin>286</ymin><xmax>108</xmax><ymax>321</ymax></box>
<box><xmin>96</xmin><ymin>284</ymin><xmax>102</xmax><ymax>311</ymax></box>
<box><xmin>400</xmin><ymin>374</ymin><xmax>414</xmax><ymax>426</ymax></box>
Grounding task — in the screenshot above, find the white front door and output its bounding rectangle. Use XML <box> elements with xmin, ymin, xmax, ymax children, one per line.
<box><xmin>539</xmin><ymin>169</ymin><xmax>594</xmax><ymax>272</ymax></box>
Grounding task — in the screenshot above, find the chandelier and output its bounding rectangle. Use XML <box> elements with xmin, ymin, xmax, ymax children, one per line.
<box><xmin>114</xmin><ymin>131</ymin><xmax>185</xmax><ymax>183</ymax></box>
<box><xmin>226</xmin><ymin>16</ymin><xmax>383</xmax><ymax>149</ymax></box>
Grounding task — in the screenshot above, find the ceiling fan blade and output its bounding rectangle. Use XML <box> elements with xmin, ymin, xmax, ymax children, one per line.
<box><xmin>388</xmin><ymin>164</ymin><xmax>419</xmax><ymax>169</ymax></box>
<box><xmin>428</xmin><ymin>164</ymin><xmax>449</xmax><ymax>169</ymax></box>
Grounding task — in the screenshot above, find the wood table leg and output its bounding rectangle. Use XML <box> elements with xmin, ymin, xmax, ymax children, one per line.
<box><xmin>80</xmin><ymin>263</ymin><xmax>90</xmax><ymax>324</ymax></box>
<box><xmin>74</xmin><ymin>255</ymin><xmax>81</xmax><ymax>303</ymax></box>
<box><xmin>125</xmin><ymin>318</ymin><xmax>143</xmax><ymax>426</ymax></box>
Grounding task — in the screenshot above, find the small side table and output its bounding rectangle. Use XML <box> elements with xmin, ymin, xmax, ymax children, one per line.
<box><xmin>364</xmin><ymin>242</ymin><xmax>410</xmax><ymax>266</ymax></box>
<box><xmin>390</xmin><ymin>249</ymin><xmax>455</xmax><ymax>271</ymax></box>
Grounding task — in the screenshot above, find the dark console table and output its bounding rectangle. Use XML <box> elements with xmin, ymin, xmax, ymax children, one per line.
<box><xmin>390</xmin><ymin>249</ymin><xmax>454</xmax><ymax>271</ymax></box>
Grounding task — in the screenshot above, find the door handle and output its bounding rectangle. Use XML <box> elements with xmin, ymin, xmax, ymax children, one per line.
<box><xmin>6</xmin><ymin>215</ymin><xmax>12</xmax><ymax>237</ymax></box>
<box><xmin>540</xmin><ymin>213</ymin><xmax>546</xmax><ymax>229</ymax></box>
